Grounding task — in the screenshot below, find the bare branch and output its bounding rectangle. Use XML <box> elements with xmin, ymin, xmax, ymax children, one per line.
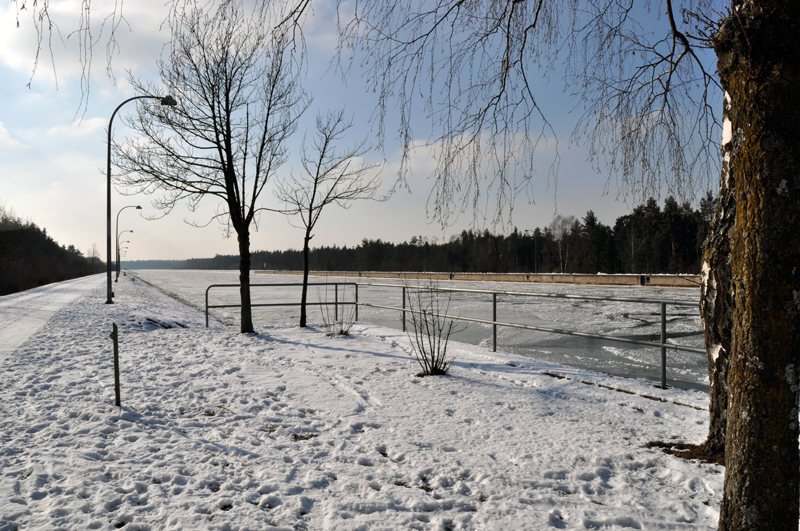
<box><xmin>114</xmin><ymin>1</ymin><xmax>308</xmax><ymax>237</ymax></box>
<box><xmin>273</xmin><ymin>109</ymin><xmax>382</xmax><ymax>238</ymax></box>
<box><xmin>332</xmin><ymin>0</ymin><xmax>722</xmax><ymax>227</ymax></box>
<box><xmin>566</xmin><ymin>0</ymin><xmax>721</xmax><ymax>204</ymax></box>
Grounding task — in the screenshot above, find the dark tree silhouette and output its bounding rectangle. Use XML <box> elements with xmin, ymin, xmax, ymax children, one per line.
<box><xmin>0</xmin><ymin>203</ymin><xmax>101</xmax><ymax>295</ymax></box>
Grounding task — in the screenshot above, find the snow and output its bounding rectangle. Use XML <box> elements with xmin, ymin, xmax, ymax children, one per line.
<box><xmin>0</xmin><ymin>275</ymin><xmax>98</xmax><ymax>364</ymax></box>
<box><xmin>0</xmin><ymin>273</ymin><xmax>723</xmax><ymax>530</ymax></box>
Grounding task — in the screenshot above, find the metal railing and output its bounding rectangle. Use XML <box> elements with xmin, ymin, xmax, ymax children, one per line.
<box><xmin>205</xmin><ymin>282</ymin><xmax>358</xmax><ymax>327</ymax></box>
<box><xmin>205</xmin><ymin>280</ymin><xmax>704</xmax><ymax>389</ymax></box>
<box><xmin>356</xmin><ymin>282</ymin><xmax>704</xmax><ymax>389</ymax></box>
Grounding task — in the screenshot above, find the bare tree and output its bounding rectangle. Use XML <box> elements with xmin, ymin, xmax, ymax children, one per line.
<box><xmin>548</xmin><ymin>214</ymin><xmax>577</xmax><ymax>274</ymax></box>
<box><xmin>114</xmin><ymin>0</ymin><xmax>308</xmax><ymax>333</ymax></box>
<box><xmin>86</xmin><ymin>243</ymin><xmax>101</xmax><ymax>272</ymax></box>
<box><xmin>274</xmin><ymin>110</ymin><xmax>381</xmax><ymax>328</ymax></box>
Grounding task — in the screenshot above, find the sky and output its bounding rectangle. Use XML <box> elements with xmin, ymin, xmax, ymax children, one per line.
<box><xmin>0</xmin><ymin>0</ymin><xmax>719</xmax><ymax>262</ymax></box>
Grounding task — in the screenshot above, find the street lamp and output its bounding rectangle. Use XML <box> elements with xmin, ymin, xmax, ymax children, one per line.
<box><xmin>106</xmin><ymin>95</ymin><xmax>177</xmax><ymax>304</ymax></box>
<box><xmin>115</xmin><ymin>207</ymin><xmax>139</xmax><ymax>281</ymax></box>
<box><xmin>116</xmin><ymin>231</ymin><xmax>133</xmax><ymax>282</ymax></box>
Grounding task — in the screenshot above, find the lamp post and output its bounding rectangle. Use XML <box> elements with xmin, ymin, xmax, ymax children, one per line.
<box><xmin>106</xmin><ymin>95</ymin><xmax>177</xmax><ymax>304</ymax></box>
<box><xmin>116</xmin><ymin>231</ymin><xmax>133</xmax><ymax>281</ymax></box>
<box><xmin>115</xmin><ymin>205</ymin><xmax>139</xmax><ymax>280</ymax></box>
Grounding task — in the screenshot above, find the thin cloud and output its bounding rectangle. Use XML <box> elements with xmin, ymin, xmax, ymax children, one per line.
<box><xmin>46</xmin><ymin>117</ymin><xmax>106</xmax><ymax>139</ymax></box>
<box><xmin>0</xmin><ymin>122</ymin><xmax>23</xmax><ymax>148</ymax></box>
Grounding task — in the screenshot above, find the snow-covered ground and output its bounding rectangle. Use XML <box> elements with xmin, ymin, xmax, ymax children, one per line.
<box><xmin>0</xmin><ymin>273</ymin><xmax>722</xmax><ymax>530</ymax></box>
<box><xmin>0</xmin><ymin>274</ymin><xmax>100</xmax><ymax>364</ymax></box>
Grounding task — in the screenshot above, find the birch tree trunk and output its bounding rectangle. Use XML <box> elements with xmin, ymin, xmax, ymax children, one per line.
<box><xmin>715</xmin><ymin>1</ymin><xmax>800</xmax><ymax>528</ymax></box>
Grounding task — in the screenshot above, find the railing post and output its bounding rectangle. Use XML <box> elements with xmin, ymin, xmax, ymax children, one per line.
<box><xmin>335</xmin><ymin>284</ymin><xmax>339</xmax><ymax>322</ymax></box>
<box><xmin>493</xmin><ymin>292</ymin><xmax>497</xmax><ymax>352</ymax></box>
<box><xmin>355</xmin><ymin>283</ymin><xmax>359</xmax><ymax>321</ymax></box>
<box><xmin>402</xmin><ymin>286</ymin><xmax>406</xmax><ymax>332</ymax></box>
<box><xmin>660</xmin><ymin>302</ymin><xmax>667</xmax><ymax>389</ymax></box>
<box><xmin>205</xmin><ymin>286</ymin><xmax>210</xmax><ymax>328</ymax></box>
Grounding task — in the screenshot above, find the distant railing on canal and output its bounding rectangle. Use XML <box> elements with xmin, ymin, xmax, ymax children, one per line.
<box><xmin>205</xmin><ymin>281</ymin><xmax>704</xmax><ymax>389</ymax></box>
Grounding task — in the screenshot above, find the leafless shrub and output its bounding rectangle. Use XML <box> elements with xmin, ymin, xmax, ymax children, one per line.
<box><xmin>404</xmin><ymin>282</ymin><xmax>464</xmax><ymax>376</ymax></box>
<box><xmin>317</xmin><ymin>284</ymin><xmax>356</xmax><ymax>336</ymax></box>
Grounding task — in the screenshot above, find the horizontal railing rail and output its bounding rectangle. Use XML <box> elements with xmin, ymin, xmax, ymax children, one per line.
<box><xmin>358</xmin><ymin>302</ymin><xmax>704</xmax><ymax>353</ymax></box>
<box><xmin>206</xmin><ymin>280</ymin><xmax>703</xmax><ymax>389</ymax></box>
<box><xmin>357</xmin><ymin>281</ymin><xmax>698</xmax><ymax>306</ymax></box>
<box><xmin>205</xmin><ymin>282</ymin><xmax>358</xmax><ymax>327</ymax></box>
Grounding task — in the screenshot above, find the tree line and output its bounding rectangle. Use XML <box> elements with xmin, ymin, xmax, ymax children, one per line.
<box><xmin>131</xmin><ymin>194</ymin><xmax>714</xmax><ymax>275</ymax></box>
<box><xmin>0</xmin><ymin>204</ymin><xmax>103</xmax><ymax>296</ymax></box>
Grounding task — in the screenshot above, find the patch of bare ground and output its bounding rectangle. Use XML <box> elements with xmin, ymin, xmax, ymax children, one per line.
<box><xmin>645</xmin><ymin>441</ymin><xmax>724</xmax><ymax>466</ymax></box>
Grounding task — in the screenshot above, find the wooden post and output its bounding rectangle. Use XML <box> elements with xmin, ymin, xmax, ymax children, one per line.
<box><xmin>660</xmin><ymin>303</ymin><xmax>667</xmax><ymax>390</ymax></box>
<box><xmin>110</xmin><ymin>323</ymin><xmax>121</xmax><ymax>407</ymax></box>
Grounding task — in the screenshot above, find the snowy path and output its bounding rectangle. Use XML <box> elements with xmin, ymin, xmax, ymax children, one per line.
<box><xmin>0</xmin><ymin>274</ymin><xmax>103</xmax><ymax>364</ymax></box>
<box><xmin>0</xmin><ymin>274</ymin><xmax>722</xmax><ymax>530</ymax></box>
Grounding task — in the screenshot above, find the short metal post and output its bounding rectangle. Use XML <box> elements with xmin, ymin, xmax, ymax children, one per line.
<box><xmin>335</xmin><ymin>284</ymin><xmax>339</xmax><ymax>322</ymax></box>
<box><xmin>355</xmin><ymin>284</ymin><xmax>359</xmax><ymax>321</ymax></box>
<box><xmin>402</xmin><ymin>286</ymin><xmax>406</xmax><ymax>332</ymax></box>
<box><xmin>205</xmin><ymin>288</ymin><xmax>209</xmax><ymax>328</ymax></box>
<box><xmin>493</xmin><ymin>293</ymin><xmax>497</xmax><ymax>352</ymax></box>
<box><xmin>660</xmin><ymin>302</ymin><xmax>667</xmax><ymax>389</ymax></box>
<box><xmin>110</xmin><ymin>323</ymin><xmax>121</xmax><ymax>407</ymax></box>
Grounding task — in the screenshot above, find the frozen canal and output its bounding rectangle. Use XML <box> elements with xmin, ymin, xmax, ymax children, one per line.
<box><xmin>133</xmin><ymin>270</ymin><xmax>707</xmax><ymax>391</ymax></box>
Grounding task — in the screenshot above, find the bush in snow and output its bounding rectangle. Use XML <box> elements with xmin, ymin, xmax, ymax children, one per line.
<box><xmin>405</xmin><ymin>282</ymin><xmax>462</xmax><ymax>376</ymax></box>
<box><xmin>317</xmin><ymin>284</ymin><xmax>356</xmax><ymax>336</ymax></box>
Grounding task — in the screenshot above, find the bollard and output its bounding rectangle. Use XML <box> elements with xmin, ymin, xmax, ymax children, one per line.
<box><xmin>355</xmin><ymin>284</ymin><xmax>359</xmax><ymax>321</ymax></box>
<box><xmin>335</xmin><ymin>284</ymin><xmax>339</xmax><ymax>323</ymax></box>
<box><xmin>110</xmin><ymin>323</ymin><xmax>121</xmax><ymax>407</ymax></box>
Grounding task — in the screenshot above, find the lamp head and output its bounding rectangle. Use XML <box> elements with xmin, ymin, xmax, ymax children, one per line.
<box><xmin>160</xmin><ymin>95</ymin><xmax>178</xmax><ymax>106</ymax></box>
